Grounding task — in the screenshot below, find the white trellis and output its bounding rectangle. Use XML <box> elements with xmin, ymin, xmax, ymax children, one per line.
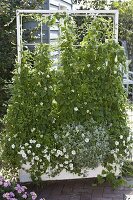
<box><xmin>16</xmin><ymin>9</ymin><xmax>119</xmax><ymax>64</ymax></box>
<box><xmin>16</xmin><ymin>9</ymin><xmax>120</xmax><ymax>182</ymax></box>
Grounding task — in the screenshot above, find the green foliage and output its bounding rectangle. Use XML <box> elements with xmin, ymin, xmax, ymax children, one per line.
<box><xmin>0</xmin><ymin>0</ymin><xmax>44</xmax><ymax>132</ymax></box>
<box><xmin>1</xmin><ymin>16</ymin><xmax>132</xmax><ymax>187</ymax></box>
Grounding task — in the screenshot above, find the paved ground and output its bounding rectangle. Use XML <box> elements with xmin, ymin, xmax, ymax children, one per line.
<box><xmin>26</xmin><ymin>178</ymin><xmax>133</xmax><ymax>200</ymax></box>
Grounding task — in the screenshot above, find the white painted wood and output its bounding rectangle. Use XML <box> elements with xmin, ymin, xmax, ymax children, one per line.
<box><xmin>19</xmin><ymin>165</ymin><xmax>120</xmax><ymax>183</ymax></box>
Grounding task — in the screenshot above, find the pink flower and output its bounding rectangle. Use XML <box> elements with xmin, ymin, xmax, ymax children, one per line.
<box><xmin>22</xmin><ymin>192</ymin><xmax>28</xmax><ymax>199</ymax></box>
<box><xmin>30</xmin><ymin>192</ymin><xmax>37</xmax><ymax>200</ymax></box>
<box><xmin>3</xmin><ymin>181</ymin><xmax>11</xmax><ymax>187</ymax></box>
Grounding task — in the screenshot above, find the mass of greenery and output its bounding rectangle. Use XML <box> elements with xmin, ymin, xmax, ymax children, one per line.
<box><xmin>1</xmin><ymin>15</ymin><xmax>132</xmax><ymax>187</ymax></box>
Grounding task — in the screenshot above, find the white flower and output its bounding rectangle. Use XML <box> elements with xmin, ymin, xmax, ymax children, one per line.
<box><xmin>64</xmin><ymin>161</ymin><xmax>69</xmax><ymax>165</ymax></box>
<box><xmin>115</xmin><ymin>141</ymin><xmax>119</xmax><ymax>146</ymax></box>
<box><xmin>22</xmin><ymin>153</ymin><xmax>27</xmax><ymax>159</ymax></box>
<box><xmin>110</xmin><ymin>150</ymin><xmax>115</xmax><ymax>154</ymax></box>
<box><xmin>71</xmin><ymin>150</ymin><xmax>76</xmax><ymax>155</ymax></box>
<box><xmin>11</xmin><ymin>144</ymin><xmax>15</xmax><ymax>149</ymax></box>
<box><xmin>27</xmin><ymin>150</ymin><xmax>31</xmax><ymax>154</ymax></box>
<box><xmin>31</xmin><ymin>128</ymin><xmax>36</xmax><ymax>133</ymax></box>
<box><xmin>40</xmin><ymin>135</ymin><xmax>43</xmax><ymax>138</ymax></box>
<box><xmin>59</xmin><ymin>164</ymin><xmax>63</xmax><ymax>168</ymax></box>
<box><xmin>120</xmin><ymin>135</ymin><xmax>123</xmax><ymax>139</ymax></box>
<box><xmin>84</xmin><ymin>102</ymin><xmax>87</xmax><ymax>105</ymax></box>
<box><xmin>74</xmin><ymin>107</ymin><xmax>78</xmax><ymax>112</ymax></box>
<box><xmin>29</xmin><ymin>145</ymin><xmax>32</xmax><ymax>149</ymax></box>
<box><xmin>86</xmin><ymin>110</ymin><xmax>89</xmax><ymax>113</ymax></box>
<box><xmin>25</xmin><ymin>143</ymin><xmax>29</xmax><ymax>146</ymax></box>
<box><xmin>63</xmin><ymin>148</ymin><xmax>66</xmax><ymax>153</ymax></box>
<box><xmin>8</xmin><ymin>138</ymin><xmax>11</xmax><ymax>141</ymax></box>
<box><xmin>69</xmin><ymin>163</ymin><xmax>73</xmax><ymax>170</ymax></box>
<box><xmin>36</xmin><ymin>144</ymin><xmax>41</xmax><ymax>148</ymax></box>
<box><xmin>87</xmin><ymin>64</ymin><xmax>90</xmax><ymax>67</ymax></box>
<box><xmin>32</xmin><ymin>153</ymin><xmax>35</xmax><ymax>156</ymax></box>
<box><xmin>71</xmin><ymin>90</ymin><xmax>74</xmax><ymax>93</ymax></box>
<box><xmin>37</xmin><ymin>82</ymin><xmax>41</xmax><ymax>86</ymax></box>
<box><xmin>32</xmin><ymin>140</ymin><xmax>36</xmax><ymax>144</ymax></box>
<box><xmin>47</xmin><ymin>74</ymin><xmax>50</xmax><ymax>78</ymax></box>
<box><xmin>34</xmin><ymin>156</ymin><xmax>39</xmax><ymax>161</ymax></box>
<box><xmin>29</xmin><ymin>139</ymin><xmax>33</xmax><ymax>143</ymax></box>
<box><xmin>44</xmin><ymin>87</ymin><xmax>47</xmax><ymax>91</ymax></box>
<box><xmin>85</xmin><ymin>138</ymin><xmax>89</xmax><ymax>143</ymax></box>
<box><xmin>40</xmin><ymin>102</ymin><xmax>43</xmax><ymax>106</ymax></box>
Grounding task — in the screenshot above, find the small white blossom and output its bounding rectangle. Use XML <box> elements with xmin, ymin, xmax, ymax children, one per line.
<box><xmin>8</xmin><ymin>138</ymin><xmax>11</xmax><ymax>141</ymax></box>
<box><xmin>32</xmin><ymin>140</ymin><xmax>36</xmax><ymax>144</ymax></box>
<box><xmin>84</xmin><ymin>102</ymin><xmax>87</xmax><ymax>105</ymax></box>
<box><xmin>85</xmin><ymin>138</ymin><xmax>89</xmax><ymax>143</ymax></box>
<box><xmin>71</xmin><ymin>150</ymin><xmax>76</xmax><ymax>155</ymax></box>
<box><xmin>40</xmin><ymin>102</ymin><xmax>43</xmax><ymax>106</ymax></box>
<box><xmin>36</xmin><ymin>144</ymin><xmax>41</xmax><ymax>148</ymax></box>
<box><xmin>115</xmin><ymin>141</ymin><xmax>119</xmax><ymax>146</ymax></box>
<box><xmin>34</xmin><ymin>156</ymin><xmax>39</xmax><ymax>161</ymax></box>
<box><xmin>27</xmin><ymin>150</ymin><xmax>31</xmax><ymax>154</ymax></box>
<box><xmin>59</xmin><ymin>164</ymin><xmax>63</xmax><ymax>168</ymax></box>
<box><xmin>63</xmin><ymin>148</ymin><xmax>66</xmax><ymax>153</ymax></box>
<box><xmin>22</xmin><ymin>152</ymin><xmax>27</xmax><ymax>159</ymax></box>
<box><xmin>46</xmin><ymin>74</ymin><xmax>50</xmax><ymax>78</ymax></box>
<box><xmin>44</xmin><ymin>87</ymin><xmax>47</xmax><ymax>91</ymax></box>
<box><xmin>86</xmin><ymin>110</ymin><xmax>89</xmax><ymax>113</ymax></box>
<box><xmin>64</xmin><ymin>161</ymin><xmax>69</xmax><ymax>165</ymax></box>
<box><xmin>120</xmin><ymin>135</ymin><xmax>123</xmax><ymax>139</ymax></box>
<box><xmin>82</xmin><ymin>133</ymin><xmax>85</xmax><ymax>137</ymax></box>
<box><xmin>87</xmin><ymin>64</ymin><xmax>90</xmax><ymax>67</ymax></box>
<box><xmin>37</xmin><ymin>82</ymin><xmax>41</xmax><ymax>86</ymax></box>
<box><xmin>74</xmin><ymin>107</ymin><xmax>78</xmax><ymax>112</ymax></box>
<box><xmin>11</xmin><ymin>144</ymin><xmax>15</xmax><ymax>149</ymax></box>
<box><xmin>110</xmin><ymin>150</ymin><xmax>115</xmax><ymax>154</ymax></box>
<box><xmin>69</xmin><ymin>163</ymin><xmax>73</xmax><ymax>170</ymax></box>
<box><xmin>25</xmin><ymin>143</ymin><xmax>29</xmax><ymax>146</ymax></box>
<box><xmin>71</xmin><ymin>90</ymin><xmax>74</xmax><ymax>93</ymax></box>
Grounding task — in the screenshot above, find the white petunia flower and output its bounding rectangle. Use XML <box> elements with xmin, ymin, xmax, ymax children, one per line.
<box><xmin>36</xmin><ymin>144</ymin><xmax>41</xmax><ymax>148</ymax></box>
<box><xmin>69</xmin><ymin>163</ymin><xmax>73</xmax><ymax>170</ymax></box>
<box><xmin>115</xmin><ymin>141</ymin><xmax>119</xmax><ymax>146</ymax></box>
<box><xmin>71</xmin><ymin>150</ymin><xmax>76</xmax><ymax>155</ymax></box>
<box><xmin>22</xmin><ymin>152</ymin><xmax>27</xmax><ymax>158</ymax></box>
<box><xmin>37</xmin><ymin>82</ymin><xmax>41</xmax><ymax>86</ymax></box>
<box><xmin>74</xmin><ymin>107</ymin><xmax>78</xmax><ymax>112</ymax></box>
<box><xmin>120</xmin><ymin>135</ymin><xmax>123</xmax><ymax>139</ymax></box>
<box><xmin>85</xmin><ymin>138</ymin><xmax>89</xmax><ymax>143</ymax></box>
<box><xmin>34</xmin><ymin>156</ymin><xmax>39</xmax><ymax>161</ymax></box>
<box><xmin>32</xmin><ymin>140</ymin><xmax>36</xmax><ymax>144</ymax></box>
<box><xmin>11</xmin><ymin>144</ymin><xmax>15</xmax><ymax>149</ymax></box>
<box><xmin>63</xmin><ymin>148</ymin><xmax>66</xmax><ymax>153</ymax></box>
<box><xmin>64</xmin><ymin>161</ymin><xmax>69</xmax><ymax>165</ymax></box>
<box><xmin>27</xmin><ymin>150</ymin><xmax>31</xmax><ymax>154</ymax></box>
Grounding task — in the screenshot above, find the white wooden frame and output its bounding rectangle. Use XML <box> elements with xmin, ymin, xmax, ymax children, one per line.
<box><xmin>16</xmin><ymin>9</ymin><xmax>119</xmax><ymax>182</ymax></box>
<box><xmin>16</xmin><ymin>9</ymin><xmax>119</xmax><ymax>64</ymax></box>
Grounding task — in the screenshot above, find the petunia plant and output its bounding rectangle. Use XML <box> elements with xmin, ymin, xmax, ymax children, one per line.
<box><xmin>0</xmin><ymin>176</ymin><xmax>45</xmax><ymax>200</ymax></box>
<box><xmin>1</xmin><ymin>15</ymin><xmax>132</xmax><ymax>187</ymax></box>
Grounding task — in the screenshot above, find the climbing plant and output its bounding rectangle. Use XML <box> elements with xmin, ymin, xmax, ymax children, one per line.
<box><xmin>1</xmin><ymin>15</ymin><xmax>132</xmax><ymax>187</ymax></box>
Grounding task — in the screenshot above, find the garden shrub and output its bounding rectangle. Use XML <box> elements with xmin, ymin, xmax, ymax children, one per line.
<box><xmin>1</xmin><ymin>16</ymin><xmax>132</xmax><ymax>186</ymax></box>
